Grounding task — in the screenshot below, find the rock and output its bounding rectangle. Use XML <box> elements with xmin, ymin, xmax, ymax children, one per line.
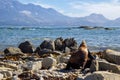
<box><xmin>34</xmin><ymin>47</ymin><xmax>41</xmax><ymax>53</ymax></box>
<box><xmin>42</xmin><ymin>57</ymin><xmax>57</xmax><ymax>69</ymax></box>
<box><xmin>0</xmin><ymin>55</ymin><xmax>5</xmax><ymax>61</ymax></box>
<box><xmin>56</xmin><ymin>63</ymin><xmax>67</xmax><ymax>69</ymax></box>
<box><xmin>52</xmin><ymin>51</ymin><xmax>63</xmax><ymax>55</ymax></box>
<box><xmin>40</xmin><ymin>40</ymin><xmax>55</xmax><ymax>51</ymax></box>
<box><xmin>12</xmin><ymin>74</ymin><xmax>20</xmax><ymax>80</ymax></box>
<box><xmin>4</xmin><ymin>47</ymin><xmax>23</xmax><ymax>55</ymax></box>
<box><xmin>3</xmin><ymin>47</ymin><xmax>27</xmax><ymax>61</ymax></box>
<box><xmin>65</xmin><ymin>47</ymin><xmax>71</xmax><ymax>53</ymax></box>
<box><xmin>58</xmin><ymin>55</ymin><xmax>70</xmax><ymax>63</ymax></box>
<box><xmin>0</xmin><ymin>51</ymin><xmax>4</xmax><ymax>55</ymax></box>
<box><xmin>22</xmin><ymin>61</ymin><xmax>42</xmax><ymax>71</ymax></box>
<box><xmin>79</xmin><ymin>26</ymin><xmax>92</xmax><ymax>29</ymax></box>
<box><xmin>98</xmin><ymin>59</ymin><xmax>120</xmax><ymax>74</ymax></box>
<box><xmin>0</xmin><ymin>73</ymin><xmax>3</xmax><ymax>79</ymax></box>
<box><xmin>21</xmin><ymin>56</ymin><xmax>36</xmax><ymax>61</ymax></box>
<box><xmin>38</xmin><ymin>70</ymin><xmax>77</xmax><ymax>80</ymax></box>
<box><xmin>76</xmin><ymin>74</ymin><xmax>84</xmax><ymax>80</ymax></box>
<box><xmin>0</xmin><ymin>62</ymin><xmax>18</xmax><ymax>70</ymax></box>
<box><xmin>63</xmin><ymin>38</ymin><xmax>78</xmax><ymax>52</ymax></box>
<box><xmin>37</xmin><ymin>49</ymin><xmax>52</xmax><ymax>57</ymax></box>
<box><xmin>104</xmin><ymin>28</ymin><xmax>113</xmax><ymax>30</ymax></box>
<box><xmin>18</xmin><ymin>41</ymin><xmax>34</xmax><ymax>53</ymax></box>
<box><xmin>18</xmin><ymin>72</ymin><xmax>40</xmax><ymax>80</ymax></box>
<box><xmin>102</xmin><ymin>49</ymin><xmax>120</xmax><ymax>65</ymax></box>
<box><xmin>79</xmin><ymin>26</ymin><xmax>95</xmax><ymax>30</ymax></box>
<box><xmin>0</xmin><ymin>67</ymin><xmax>13</xmax><ymax>72</ymax></box>
<box><xmin>84</xmin><ymin>71</ymin><xmax>120</xmax><ymax>80</ymax></box>
<box><xmin>54</xmin><ymin>37</ymin><xmax>64</xmax><ymax>51</ymax></box>
<box><xmin>79</xmin><ymin>26</ymin><xmax>104</xmax><ymax>30</ymax></box>
<box><xmin>37</xmin><ymin>49</ymin><xmax>62</xmax><ymax>58</ymax></box>
<box><xmin>39</xmin><ymin>76</ymin><xmax>44</xmax><ymax>80</ymax></box>
<box><xmin>90</xmin><ymin>60</ymin><xmax>99</xmax><ymax>72</ymax></box>
<box><xmin>0</xmin><ymin>70</ymin><xmax>12</xmax><ymax>78</ymax></box>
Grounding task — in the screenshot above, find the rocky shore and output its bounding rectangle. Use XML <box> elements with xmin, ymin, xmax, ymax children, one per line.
<box><xmin>0</xmin><ymin>37</ymin><xmax>120</xmax><ymax>80</ymax></box>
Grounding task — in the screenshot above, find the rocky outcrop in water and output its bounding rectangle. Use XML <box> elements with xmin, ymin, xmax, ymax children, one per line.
<box><xmin>79</xmin><ymin>26</ymin><xmax>115</xmax><ymax>30</ymax></box>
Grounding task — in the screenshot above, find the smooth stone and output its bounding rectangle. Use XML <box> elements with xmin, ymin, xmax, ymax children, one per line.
<box><xmin>84</xmin><ymin>71</ymin><xmax>120</xmax><ymax>80</ymax></box>
<box><xmin>98</xmin><ymin>59</ymin><xmax>120</xmax><ymax>74</ymax></box>
<box><xmin>102</xmin><ymin>49</ymin><xmax>120</xmax><ymax>65</ymax></box>
<box><xmin>58</xmin><ymin>55</ymin><xmax>70</xmax><ymax>63</ymax></box>
<box><xmin>22</xmin><ymin>61</ymin><xmax>42</xmax><ymax>71</ymax></box>
<box><xmin>42</xmin><ymin>57</ymin><xmax>57</xmax><ymax>69</ymax></box>
<box><xmin>4</xmin><ymin>47</ymin><xmax>23</xmax><ymax>55</ymax></box>
<box><xmin>0</xmin><ymin>73</ymin><xmax>3</xmax><ymax>79</ymax></box>
<box><xmin>0</xmin><ymin>70</ymin><xmax>12</xmax><ymax>78</ymax></box>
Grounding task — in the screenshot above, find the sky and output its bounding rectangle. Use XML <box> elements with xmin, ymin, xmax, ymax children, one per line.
<box><xmin>18</xmin><ymin>0</ymin><xmax>120</xmax><ymax>20</ymax></box>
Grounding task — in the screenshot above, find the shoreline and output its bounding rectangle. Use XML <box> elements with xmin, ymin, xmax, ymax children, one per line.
<box><xmin>1</xmin><ymin>44</ymin><xmax>120</xmax><ymax>52</ymax></box>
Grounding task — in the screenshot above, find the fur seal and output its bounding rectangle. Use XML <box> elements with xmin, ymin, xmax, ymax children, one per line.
<box><xmin>65</xmin><ymin>40</ymin><xmax>95</xmax><ymax>71</ymax></box>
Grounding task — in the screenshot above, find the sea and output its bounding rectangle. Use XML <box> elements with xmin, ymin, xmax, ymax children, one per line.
<box><xmin>0</xmin><ymin>26</ymin><xmax>120</xmax><ymax>52</ymax></box>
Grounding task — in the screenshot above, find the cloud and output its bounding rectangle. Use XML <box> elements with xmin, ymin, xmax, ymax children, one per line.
<box><xmin>113</xmin><ymin>0</ymin><xmax>120</xmax><ymax>3</ymax></box>
<box><xmin>68</xmin><ymin>0</ymin><xmax>120</xmax><ymax>19</ymax></box>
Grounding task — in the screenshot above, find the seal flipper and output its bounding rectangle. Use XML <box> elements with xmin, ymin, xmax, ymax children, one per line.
<box><xmin>88</xmin><ymin>49</ymin><xmax>95</xmax><ymax>60</ymax></box>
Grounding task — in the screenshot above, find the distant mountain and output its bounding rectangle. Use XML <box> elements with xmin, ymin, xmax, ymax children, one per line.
<box><xmin>81</xmin><ymin>13</ymin><xmax>108</xmax><ymax>23</ymax></box>
<box><xmin>74</xmin><ymin>13</ymin><xmax>110</xmax><ymax>26</ymax></box>
<box><xmin>0</xmin><ymin>0</ymin><xmax>120</xmax><ymax>26</ymax></box>
<box><xmin>0</xmin><ymin>0</ymin><xmax>71</xmax><ymax>26</ymax></box>
<box><xmin>105</xmin><ymin>18</ymin><xmax>120</xmax><ymax>26</ymax></box>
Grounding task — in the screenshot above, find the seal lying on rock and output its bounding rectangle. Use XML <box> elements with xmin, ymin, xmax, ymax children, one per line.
<box><xmin>65</xmin><ymin>40</ymin><xmax>95</xmax><ymax>71</ymax></box>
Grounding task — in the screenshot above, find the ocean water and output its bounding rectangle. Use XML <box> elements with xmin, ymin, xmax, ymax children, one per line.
<box><xmin>0</xmin><ymin>26</ymin><xmax>120</xmax><ymax>51</ymax></box>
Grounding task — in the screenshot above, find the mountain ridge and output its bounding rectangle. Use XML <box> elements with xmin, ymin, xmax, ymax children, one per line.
<box><xmin>0</xmin><ymin>0</ymin><xmax>120</xmax><ymax>26</ymax></box>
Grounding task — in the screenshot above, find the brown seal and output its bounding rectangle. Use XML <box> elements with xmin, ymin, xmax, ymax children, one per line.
<box><xmin>65</xmin><ymin>40</ymin><xmax>95</xmax><ymax>70</ymax></box>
